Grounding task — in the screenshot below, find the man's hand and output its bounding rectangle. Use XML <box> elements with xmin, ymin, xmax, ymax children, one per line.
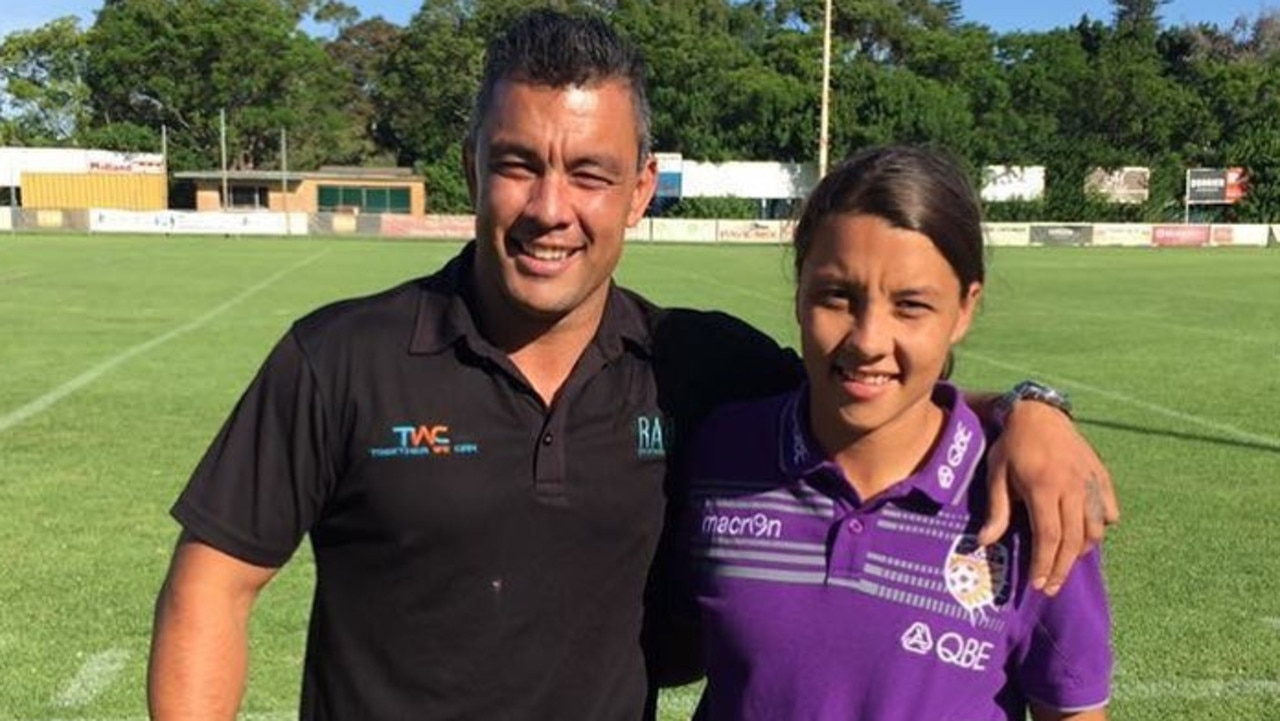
<box><xmin>978</xmin><ymin>401</ymin><xmax>1119</xmax><ymax>596</ymax></box>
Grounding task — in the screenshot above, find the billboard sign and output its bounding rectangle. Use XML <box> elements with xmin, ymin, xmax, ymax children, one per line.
<box><xmin>1085</xmin><ymin>167</ymin><xmax>1150</xmax><ymax>204</ymax></box>
<box><xmin>981</xmin><ymin>166</ymin><xmax>1045</xmax><ymax>202</ymax></box>
<box><xmin>1186</xmin><ymin>168</ymin><xmax>1247</xmax><ymax>204</ymax></box>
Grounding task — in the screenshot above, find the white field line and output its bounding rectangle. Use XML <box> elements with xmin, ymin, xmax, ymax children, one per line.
<box><xmin>1116</xmin><ymin>679</ymin><xmax>1280</xmax><ymax>700</ymax></box>
<box><xmin>0</xmin><ymin>249</ymin><xmax>329</xmax><ymax>436</ymax></box>
<box><xmin>1005</xmin><ymin>303</ymin><xmax>1278</xmax><ymax>348</ymax></box>
<box><xmin>957</xmin><ymin>349</ymin><xmax>1280</xmax><ymax>451</ymax></box>
<box><xmin>50</xmin><ymin>649</ymin><xmax>129</xmax><ymax>708</ymax></box>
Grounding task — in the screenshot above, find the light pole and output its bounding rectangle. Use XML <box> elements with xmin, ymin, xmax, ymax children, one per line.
<box><xmin>819</xmin><ymin>0</ymin><xmax>833</xmax><ymax>179</ymax></box>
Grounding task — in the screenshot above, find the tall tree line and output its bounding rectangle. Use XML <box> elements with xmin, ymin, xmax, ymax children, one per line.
<box><xmin>2</xmin><ymin>0</ymin><xmax>1279</xmax><ymax>220</ymax></box>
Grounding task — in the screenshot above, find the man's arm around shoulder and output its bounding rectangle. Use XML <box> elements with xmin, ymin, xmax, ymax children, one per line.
<box><xmin>148</xmin><ymin>533</ymin><xmax>278</xmax><ymax>721</ymax></box>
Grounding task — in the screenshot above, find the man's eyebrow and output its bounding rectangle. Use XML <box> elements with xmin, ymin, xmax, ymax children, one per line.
<box><xmin>570</xmin><ymin>154</ymin><xmax>625</xmax><ymax>175</ymax></box>
<box><xmin>485</xmin><ymin>140</ymin><xmax>539</xmax><ymax>161</ymax></box>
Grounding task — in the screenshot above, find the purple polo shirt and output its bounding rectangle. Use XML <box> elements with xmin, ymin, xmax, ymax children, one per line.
<box><xmin>683</xmin><ymin>383</ymin><xmax>1112</xmax><ymax>721</ymax></box>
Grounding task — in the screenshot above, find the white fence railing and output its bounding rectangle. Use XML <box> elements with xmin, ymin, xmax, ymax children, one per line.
<box><xmin>2</xmin><ymin>208</ymin><xmax>1276</xmax><ymax>248</ymax></box>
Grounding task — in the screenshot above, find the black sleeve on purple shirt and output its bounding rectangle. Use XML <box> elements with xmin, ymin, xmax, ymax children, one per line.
<box><xmin>642</xmin><ymin>309</ymin><xmax>803</xmax><ymax>690</ymax></box>
<box><xmin>171</xmin><ymin>329</ymin><xmax>336</xmax><ymax>568</ymax></box>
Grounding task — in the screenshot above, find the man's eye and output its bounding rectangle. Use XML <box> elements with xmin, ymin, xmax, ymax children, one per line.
<box><xmin>573</xmin><ymin>172</ymin><xmax>613</xmax><ymax>189</ymax></box>
<box><xmin>494</xmin><ymin>161</ymin><xmax>534</xmax><ymax>177</ymax></box>
<box><xmin>814</xmin><ymin>289</ymin><xmax>849</xmax><ymax>308</ymax></box>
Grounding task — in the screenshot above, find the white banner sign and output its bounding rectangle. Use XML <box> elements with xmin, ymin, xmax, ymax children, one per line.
<box><xmin>650</xmin><ymin>218</ymin><xmax>717</xmax><ymax>243</ymax></box>
<box><xmin>89</xmin><ymin>209</ymin><xmax>307</xmax><ymax>235</ymax></box>
<box><xmin>1091</xmin><ymin>224</ymin><xmax>1152</xmax><ymax>247</ymax></box>
<box><xmin>982</xmin><ymin>223</ymin><xmax>1030</xmax><ymax>247</ymax></box>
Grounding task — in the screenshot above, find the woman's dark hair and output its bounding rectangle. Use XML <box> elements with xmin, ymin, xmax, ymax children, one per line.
<box><xmin>792</xmin><ymin>145</ymin><xmax>985</xmax><ymax>292</ymax></box>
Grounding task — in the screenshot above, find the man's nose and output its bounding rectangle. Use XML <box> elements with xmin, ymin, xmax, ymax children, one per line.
<box><xmin>525</xmin><ymin>173</ymin><xmax>573</xmax><ymax>229</ymax></box>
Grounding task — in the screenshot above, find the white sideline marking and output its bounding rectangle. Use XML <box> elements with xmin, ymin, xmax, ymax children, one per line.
<box><xmin>957</xmin><ymin>350</ymin><xmax>1280</xmax><ymax>451</ymax></box>
<box><xmin>51</xmin><ymin>648</ymin><xmax>130</xmax><ymax>708</ymax></box>
<box><xmin>0</xmin><ymin>250</ymin><xmax>329</xmax><ymax>435</ymax></box>
<box><xmin>1117</xmin><ymin>679</ymin><xmax>1280</xmax><ymax>700</ymax></box>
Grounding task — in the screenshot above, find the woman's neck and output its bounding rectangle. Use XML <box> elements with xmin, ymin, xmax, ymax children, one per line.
<box><xmin>814</xmin><ymin>398</ymin><xmax>948</xmax><ymax>503</ymax></box>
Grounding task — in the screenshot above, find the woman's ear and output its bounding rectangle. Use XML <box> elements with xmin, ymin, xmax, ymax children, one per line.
<box><xmin>951</xmin><ymin>281</ymin><xmax>983</xmax><ymax>344</ymax></box>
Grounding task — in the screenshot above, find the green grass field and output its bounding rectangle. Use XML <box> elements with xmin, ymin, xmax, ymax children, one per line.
<box><xmin>1</xmin><ymin>234</ymin><xmax>1278</xmax><ymax>720</ymax></box>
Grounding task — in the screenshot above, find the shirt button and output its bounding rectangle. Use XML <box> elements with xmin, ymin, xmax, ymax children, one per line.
<box><xmin>848</xmin><ymin>519</ymin><xmax>864</xmax><ymax>533</ymax></box>
<box><xmin>542</xmin><ymin>432</ymin><xmax>554</xmax><ymax>446</ymax></box>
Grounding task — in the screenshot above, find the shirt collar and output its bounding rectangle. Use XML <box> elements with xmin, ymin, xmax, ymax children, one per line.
<box><xmin>408</xmin><ymin>241</ymin><xmax>652</xmax><ymax>361</ymax></box>
<box><xmin>777</xmin><ymin>381</ymin><xmax>987</xmax><ymax>507</ymax></box>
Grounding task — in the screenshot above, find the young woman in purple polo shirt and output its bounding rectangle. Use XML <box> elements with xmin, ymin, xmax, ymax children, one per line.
<box><xmin>681</xmin><ymin>146</ymin><xmax>1112</xmax><ymax>720</ymax></box>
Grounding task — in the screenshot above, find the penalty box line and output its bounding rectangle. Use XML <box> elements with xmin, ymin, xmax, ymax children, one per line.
<box><xmin>956</xmin><ymin>349</ymin><xmax>1280</xmax><ymax>452</ymax></box>
<box><xmin>0</xmin><ymin>249</ymin><xmax>330</xmax><ymax>436</ymax></box>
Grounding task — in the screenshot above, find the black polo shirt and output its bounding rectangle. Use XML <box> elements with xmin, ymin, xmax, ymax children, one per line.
<box><xmin>173</xmin><ymin>243</ymin><xmax>801</xmax><ymax>720</ymax></box>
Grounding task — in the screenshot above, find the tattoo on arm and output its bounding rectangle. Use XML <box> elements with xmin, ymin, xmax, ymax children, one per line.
<box><xmin>1086</xmin><ymin>475</ymin><xmax>1106</xmax><ymax>526</ymax></box>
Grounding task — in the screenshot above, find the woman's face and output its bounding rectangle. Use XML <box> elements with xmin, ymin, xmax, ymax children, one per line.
<box><xmin>796</xmin><ymin>213</ymin><xmax>981</xmax><ymax>446</ymax></box>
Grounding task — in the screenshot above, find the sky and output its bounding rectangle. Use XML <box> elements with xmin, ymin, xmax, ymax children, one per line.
<box><xmin>1</xmin><ymin>0</ymin><xmax>1275</xmax><ymax>39</ymax></box>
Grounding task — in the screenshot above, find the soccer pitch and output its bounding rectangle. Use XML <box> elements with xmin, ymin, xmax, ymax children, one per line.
<box><xmin>1</xmin><ymin>234</ymin><xmax>1277</xmax><ymax>720</ymax></box>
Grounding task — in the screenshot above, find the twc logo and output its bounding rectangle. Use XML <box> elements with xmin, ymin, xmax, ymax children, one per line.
<box><xmin>636</xmin><ymin>415</ymin><xmax>667</xmax><ymax>458</ymax></box>
<box><xmin>368</xmin><ymin>424</ymin><xmax>480</xmax><ymax>458</ymax></box>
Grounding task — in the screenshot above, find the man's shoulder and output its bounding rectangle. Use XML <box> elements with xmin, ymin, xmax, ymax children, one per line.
<box><xmin>291</xmin><ymin>247</ymin><xmax>466</xmax><ymax>346</ymax></box>
<box><xmin>608</xmin><ymin>287</ymin><xmax>802</xmax><ymax>426</ymax></box>
<box><xmin>291</xmin><ymin>276</ymin><xmax>429</xmax><ymax>345</ymax></box>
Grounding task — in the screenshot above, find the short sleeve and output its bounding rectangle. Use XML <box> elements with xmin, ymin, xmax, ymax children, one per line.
<box><xmin>1015</xmin><ymin>548</ymin><xmax>1113</xmax><ymax>712</ymax></box>
<box><xmin>171</xmin><ymin>329</ymin><xmax>335</xmax><ymax>568</ymax></box>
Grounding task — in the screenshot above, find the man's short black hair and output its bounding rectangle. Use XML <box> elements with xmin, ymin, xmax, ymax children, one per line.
<box><xmin>468</xmin><ymin>8</ymin><xmax>652</xmax><ymax>165</ymax></box>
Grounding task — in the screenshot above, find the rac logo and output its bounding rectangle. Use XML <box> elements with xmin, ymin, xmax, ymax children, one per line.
<box><xmin>900</xmin><ymin>621</ymin><xmax>994</xmax><ymax>672</ymax></box>
<box><xmin>637</xmin><ymin>415</ymin><xmax>667</xmax><ymax>458</ymax></box>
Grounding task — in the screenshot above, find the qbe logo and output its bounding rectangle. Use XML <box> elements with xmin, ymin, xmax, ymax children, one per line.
<box><xmin>900</xmin><ymin>621</ymin><xmax>994</xmax><ymax>672</ymax></box>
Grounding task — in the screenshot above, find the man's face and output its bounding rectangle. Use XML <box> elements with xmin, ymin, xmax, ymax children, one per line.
<box><xmin>468</xmin><ymin>79</ymin><xmax>656</xmax><ymax>329</ymax></box>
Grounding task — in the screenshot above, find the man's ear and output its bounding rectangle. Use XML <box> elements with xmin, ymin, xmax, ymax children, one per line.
<box><xmin>463</xmin><ymin>140</ymin><xmax>479</xmax><ymax>207</ymax></box>
<box><xmin>626</xmin><ymin>155</ymin><xmax>658</xmax><ymax>227</ymax></box>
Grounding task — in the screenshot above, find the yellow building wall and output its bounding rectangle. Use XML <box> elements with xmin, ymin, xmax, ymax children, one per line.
<box><xmin>190</xmin><ymin>177</ymin><xmax>426</xmax><ymax>215</ymax></box>
<box><xmin>194</xmin><ymin>187</ymin><xmax>221</xmax><ymax>211</ymax></box>
<box><xmin>23</xmin><ymin>173</ymin><xmax>167</xmax><ymax>210</ymax></box>
<box><xmin>268</xmin><ymin>181</ymin><xmax>312</xmax><ymax>213</ymax></box>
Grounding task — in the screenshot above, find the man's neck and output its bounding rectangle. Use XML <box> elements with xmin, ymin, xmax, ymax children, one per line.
<box><xmin>473</xmin><ymin>285</ymin><xmax>608</xmax><ymax>407</ymax></box>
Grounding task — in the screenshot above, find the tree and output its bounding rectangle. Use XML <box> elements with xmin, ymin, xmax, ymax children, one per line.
<box><xmin>83</xmin><ymin>0</ymin><xmax>359</xmax><ymax>171</ymax></box>
<box><xmin>0</xmin><ymin>17</ymin><xmax>90</xmax><ymax>145</ymax></box>
<box><xmin>325</xmin><ymin>16</ymin><xmax>404</xmax><ymax>164</ymax></box>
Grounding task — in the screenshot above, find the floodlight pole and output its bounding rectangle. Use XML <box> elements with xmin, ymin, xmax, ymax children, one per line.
<box><xmin>1183</xmin><ymin>168</ymin><xmax>1190</xmax><ymax>224</ymax></box>
<box><xmin>819</xmin><ymin>0</ymin><xmax>833</xmax><ymax>178</ymax></box>
<box><xmin>220</xmin><ymin>108</ymin><xmax>229</xmax><ymax>210</ymax></box>
<box><xmin>281</xmin><ymin>127</ymin><xmax>291</xmax><ymax>235</ymax></box>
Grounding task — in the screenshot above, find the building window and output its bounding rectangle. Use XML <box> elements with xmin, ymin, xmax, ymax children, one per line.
<box><xmin>318</xmin><ymin>185</ymin><xmax>411</xmax><ymax>214</ymax></box>
<box><xmin>223</xmin><ymin>185</ymin><xmax>269</xmax><ymax>209</ymax></box>
<box><xmin>0</xmin><ymin>187</ymin><xmax>21</xmax><ymax>207</ymax></box>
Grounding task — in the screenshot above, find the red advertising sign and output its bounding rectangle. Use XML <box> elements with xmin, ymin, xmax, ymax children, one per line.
<box><xmin>1152</xmin><ymin>225</ymin><xmax>1211</xmax><ymax>247</ymax></box>
<box><xmin>381</xmin><ymin>214</ymin><xmax>474</xmax><ymax>239</ymax></box>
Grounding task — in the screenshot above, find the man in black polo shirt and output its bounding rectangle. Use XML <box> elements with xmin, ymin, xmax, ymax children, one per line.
<box><xmin>147</xmin><ymin>9</ymin><xmax>1117</xmax><ymax>720</ymax></box>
